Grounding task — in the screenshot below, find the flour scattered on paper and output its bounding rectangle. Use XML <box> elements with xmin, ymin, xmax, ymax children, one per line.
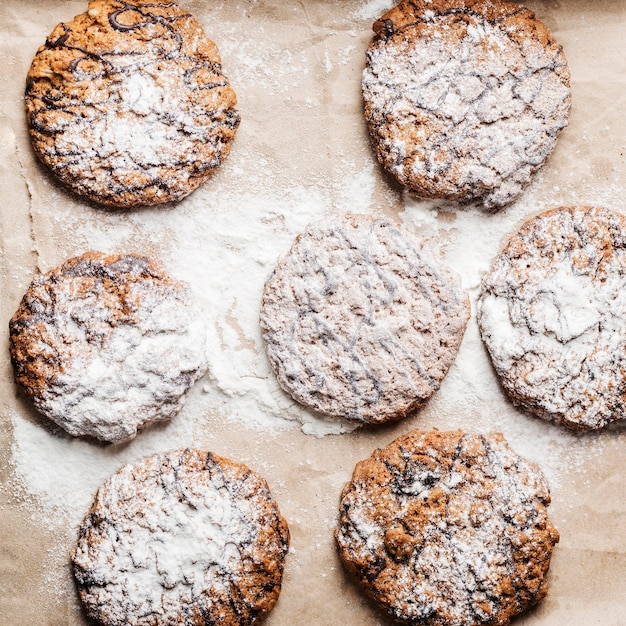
<box><xmin>354</xmin><ymin>0</ymin><xmax>395</xmax><ymax>21</ymax></box>
<box><xmin>7</xmin><ymin>0</ymin><xmax>622</xmax><ymax>544</ymax></box>
<box><xmin>8</xmin><ymin>399</ymin><xmax>200</xmax><ymax>524</ymax></box>
<box><xmin>9</xmin><ymin>176</ymin><xmax>617</xmax><ymax>526</ymax></box>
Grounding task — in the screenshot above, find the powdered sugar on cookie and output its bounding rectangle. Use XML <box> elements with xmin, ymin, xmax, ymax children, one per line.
<box><xmin>25</xmin><ymin>0</ymin><xmax>239</xmax><ymax>207</ymax></box>
<box><xmin>260</xmin><ymin>214</ymin><xmax>469</xmax><ymax>423</ymax></box>
<box><xmin>9</xmin><ymin>252</ymin><xmax>207</xmax><ymax>443</ymax></box>
<box><xmin>72</xmin><ymin>449</ymin><xmax>289</xmax><ymax>626</ymax></box>
<box><xmin>363</xmin><ymin>0</ymin><xmax>571</xmax><ymax>208</ymax></box>
<box><xmin>478</xmin><ymin>206</ymin><xmax>626</xmax><ymax>430</ymax></box>
<box><xmin>336</xmin><ymin>430</ymin><xmax>559</xmax><ymax>625</ymax></box>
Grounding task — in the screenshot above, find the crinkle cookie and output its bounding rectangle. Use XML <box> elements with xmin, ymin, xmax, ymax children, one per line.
<box><xmin>478</xmin><ymin>206</ymin><xmax>626</xmax><ymax>430</ymax></box>
<box><xmin>25</xmin><ymin>0</ymin><xmax>239</xmax><ymax>208</ymax></box>
<box><xmin>363</xmin><ymin>0</ymin><xmax>571</xmax><ymax>209</ymax></box>
<box><xmin>336</xmin><ymin>430</ymin><xmax>559</xmax><ymax>626</ymax></box>
<box><xmin>260</xmin><ymin>214</ymin><xmax>469</xmax><ymax>424</ymax></box>
<box><xmin>9</xmin><ymin>252</ymin><xmax>207</xmax><ymax>443</ymax></box>
<box><xmin>72</xmin><ymin>449</ymin><xmax>290</xmax><ymax>626</ymax></box>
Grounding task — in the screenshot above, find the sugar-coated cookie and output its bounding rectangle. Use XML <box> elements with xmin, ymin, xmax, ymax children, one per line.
<box><xmin>260</xmin><ymin>214</ymin><xmax>469</xmax><ymax>424</ymax></box>
<box><xmin>25</xmin><ymin>0</ymin><xmax>239</xmax><ymax>207</ymax></box>
<box><xmin>72</xmin><ymin>449</ymin><xmax>290</xmax><ymax>626</ymax></box>
<box><xmin>9</xmin><ymin>252</ymin><xmax>207</xmax><ymax>443</ymax></box>
<box><xmin>336</xmin><ymin>430</ymin><xmax>559</xmax><ymax>625</ymax></box>
<box><xmin>363</xmin><ymin>0</ymin><xmax>571</xmax><ymax>209</ymax></box>
<box><xmin>478</xmin><ymin>206</ymin><xmax>626</xmax><ymax>430</ymax></box>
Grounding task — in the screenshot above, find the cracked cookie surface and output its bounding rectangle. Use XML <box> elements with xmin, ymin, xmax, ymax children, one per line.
<box><xmin>72</xmin><ymin>449</ymin><xmax>290</xmax><ymax>626</ymax></box>
<box><xmin>9</xmin><ymin>252</ymin><xmax>207</xmax><ymax>443</ymax></box>
<box><xmin>363</xmin><ymin>0</ymin><xmax>571</xmax><ymax>209</ymax></box>
<box><xmin>478</xmin><ymin>206</ymin><xmax>626</xmax><ymax>430</ymax></box>
<box><xmin>260</xmin><ymin>214</ymin><xmax>469</xmax><ymax>424</ymax></box>
<box><xmin>336</xmin><ymin>430</ymin><xmax>559</xmax><ymax>626</ymax></box>
<box><xmin>25</xmin><ymin>0</ymin><xmax>239</xmax><ymax>208</ymax></box>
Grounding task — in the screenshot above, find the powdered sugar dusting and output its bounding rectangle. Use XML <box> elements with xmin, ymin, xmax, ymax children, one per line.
<box><xmin>8</xmin><ymin>399</ymin><xmax>199</xmax><ymax>521</ymax></box>
<box><xmin>336</xmin><ymin>431</ymin><xmax>559</xmax><ymax>624</ymax></box>
<box><xmin>362</xmin><ymin>2</ymin><xmax>571</xmax><ymax>208</ymax></box>
<box><xmin>25</xmin><ymin>0</ymin><xmax>239</xmax><ymax>207</ymax></box>
<box><xmin>354</xmin><ymin>0</ymin><xmax>395</xmax><ymax>21</ymax></box>
<box><xmin>260</xmin><ymin>214</ymin><xmax>470</xmax><ymax>424</ymax></box>
<box><xmin>9</xmin><ymin>253</ymin><xmax>207</xmax><ymax>443</ymax></box>
<box><xmin>478</xmin><ymin>206</ymin><xmax>626</xmax><ymax>430</ymax></box>
<box><xmin>72</xmin><ymin>449</ymin><xmax>288</xmax><ymax>625</ymax></box>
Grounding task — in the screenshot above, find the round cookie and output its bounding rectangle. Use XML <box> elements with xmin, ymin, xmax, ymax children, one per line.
<box><xmin>336</xmin><ymin>430</ymin><xmax>559</xmax><ymax>626</ymax></box>
<box><xmin>478</xmin><ymin>205</ymin><xmax>626</xmax><ymax>430</ymax></box>
<box><xmin>25</xmin><ymin>0</ymin><xmax>239</xmax><ymax>208</ymax></box>
<box><xmin>9</xmin><ymin>252</ymin><xmax>207</xmax><ymax>443</ymax></box>
<box><xmin>72</xmin><ymin>449</ymin><xmax>290</xmax><ymax>626</ymax></box>
<box><xmin>260</xmin><ymin>214</ymin><xmax>469</xmax><ymax>424</ymax></box>
<box><xmin>362</xmin><ymin>0</ymin><xmax>571</xmax><ymax>209</ymax></box>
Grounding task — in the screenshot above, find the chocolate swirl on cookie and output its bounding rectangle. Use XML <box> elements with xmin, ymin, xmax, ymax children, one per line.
<box><xmin>260</xmin><ymin>214</ymin><xmax>469</xmax><ymax>424</ymax></box>
<box><xmin>108</xmin><ymin>2</ymin><xmax>187</xmax><ymax>34</ymax></box>
<box><xmin>363</xmin><ymin>0</ymin><xmax>571</xmax><ymax>209</ymax></box>
<box><xmin>25</xmin><ymin>0</ymin><xmax>239</xmax><ymax>207</ymax></box>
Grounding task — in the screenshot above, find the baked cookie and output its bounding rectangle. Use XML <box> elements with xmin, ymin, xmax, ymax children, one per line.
<box><xmin>363</xmin><ymin>0</ymin><xmax>571</xmax><ymax>209</ymax></box>
<box><xmin>9</xmin><ymin>252</ymin><xmax>207</xmax><ymax>443</ymax></box>
<box><xmin>336</xmin><ymin>430</ymin><xmax>559</xmax><ymax>625</ymax></box>
<box><xmin>25</xmin><ymin>0</ymin><xmax>239</xmax><ymax>208</ymax></box>
<box><xmin>260</xmin><ymin>214</ymin><xmax>469</xmax><ymax>424</ymax></box>
<box><xmin>478</xmin><ymin>206</ymin><xmax>626</xmax><ymax>430</ymax></box>
<box><xmin>72</xmin><ymin>449</ymin><xmax>290</xmax><ymax>626</ymax></box>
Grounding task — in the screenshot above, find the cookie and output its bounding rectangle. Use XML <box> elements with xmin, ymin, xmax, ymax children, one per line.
<box><xmin>478</xmin><ymin>205</ymin><xmax>626</xmax><ymax>430</ymax></box>
<box><xmin>260</xmin><ymin>214</ymin><xmax>469</xmax><ymax>424</ymax></box>
<box><xmin>72</xmin><ymin>449</ymin><xmax>290</xmax><ymax>626</ymax></box>
<box><xmin>9</xmin><ymin>252</ymin><xmax>207</xmax><ymax>443</ymax></box>
<box><xmin>25</xmin><ymin>0</ymin><xmax>239</xmax><ymax>208</ymax></box>
<box><xmin>336</xmin><ymin>430</ymin><xmax>559</xmax><ymax>625</ymax></box>
<box><xmin>362</xmin><ymin>0</ymin><xmax>571</xmax><ymax>209</ymax></box>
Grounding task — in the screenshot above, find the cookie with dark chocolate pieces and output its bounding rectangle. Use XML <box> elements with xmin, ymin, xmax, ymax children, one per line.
<box><xmin>72</xmin><ymin>449</ymin><xmax>290</xmax><ymax>626</ymax></box>
<box><xmin>362</xmin><ymin>0</ymin><xmax>571</xmax><ymax>209</ymax></box>
<box><xmin>336</xmin><ymin>430</ymin><xmax>559</xmax><ymax>626</ymax></box>
<box><xmin>9</xmin><ymin>252</ymin><xmax>207</xmax><ymax>443</ymax></box>
<box><xmin>260</xmin><ymin>214</ymin><xmax>469</xmax><ymax>424</ymax></box>
<box><xmin>25</xmin><ymin>0</ymin><xmax>239</xmax><ymax>208</ymax></box>
<box><xmin>478</xmin><ymin>205</ymin><xmax>626</xmax><ymax>430</ymax></box>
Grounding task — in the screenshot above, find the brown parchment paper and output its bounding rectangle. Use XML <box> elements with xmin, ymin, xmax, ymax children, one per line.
<box><xmin>1</xmin><ymin>1</ymin><xmax>625</xmax><ymax>625</ymax></box>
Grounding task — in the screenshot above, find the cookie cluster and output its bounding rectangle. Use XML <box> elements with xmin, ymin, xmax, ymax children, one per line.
<box><xmin>6</xmin><ymin>0</ymin><xmax>621</xmax><ymax>625</ymax></box>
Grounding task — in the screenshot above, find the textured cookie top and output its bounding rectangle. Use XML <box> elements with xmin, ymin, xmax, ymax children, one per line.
<box><xmin>9</xmin><ymin>252</ymin><xmax>207</xmax><ymax>443</ymax></box>
<box><xmin>260</xmin><ymin>214</ymin><xmax>469</xmax><ymax>424</ymax></box>
<box><xmin>336</xmin><ymin>430</ymin><xmax>559</xmax><ymax>626</ymax></box>
<box><xmin>25</xmin><ymin>0</ymin><xmax>239</xmax><ymax>208</ymax></box>
<box><xmin>478</xmin><ymin>206</ymin><xmax>626</xmax><ymax>430</ymax></box>
<box><xmin>363</xmin><ymin>0</ymin><xmax>571</xmax><ymax>209</ymax></box>
<box><xmin>72</xmin><ymin>449</ymin><xmax>290</xmax><ymax>626</ymax></box>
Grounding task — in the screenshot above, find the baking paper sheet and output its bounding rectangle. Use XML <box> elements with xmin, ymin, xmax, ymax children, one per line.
<box><xmin>1</xmin><ymin>1</ymin><xmax>625</xmax><ymax>624</ymax></box>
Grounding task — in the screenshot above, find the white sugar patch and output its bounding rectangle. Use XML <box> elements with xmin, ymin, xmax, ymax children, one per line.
<box><xmin>354</xmin><ymin>0</ymin><xmax>395</xmax><ymax>21</ymax></box>
<box><xmin>8</xmin><ymin>403</ymin><xmax>197</xmax><ymax>525</ymax></box>
<box><xmin>71</xmin><ymin>450</ymin><xmax>284</xmax><ymax>623</ymax></box>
